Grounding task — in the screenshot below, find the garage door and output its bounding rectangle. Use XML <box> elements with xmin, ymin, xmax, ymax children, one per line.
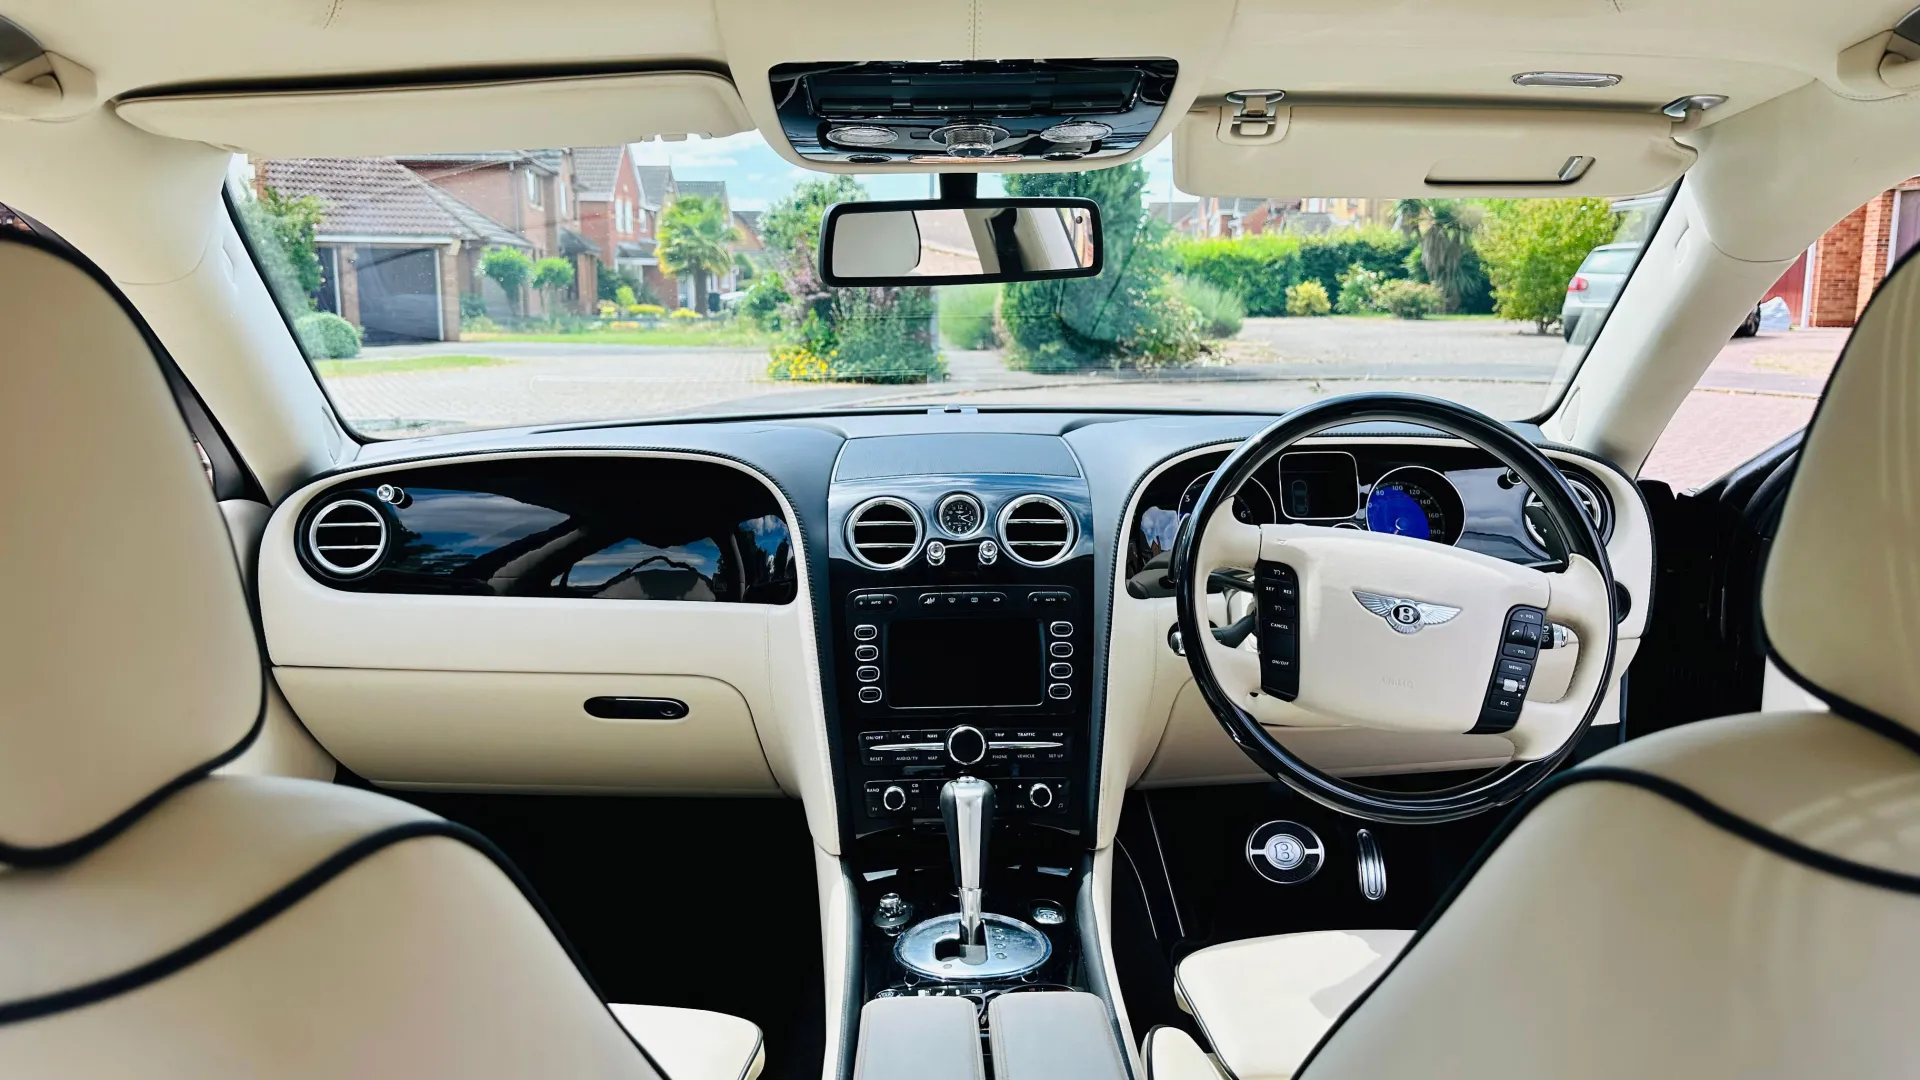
<box><xmin>354</xmin><ymin>246</ymin><xmax>441</xmax><ymax>344</ymax></box>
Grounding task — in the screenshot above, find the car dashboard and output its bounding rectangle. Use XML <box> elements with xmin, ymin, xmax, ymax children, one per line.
<box><xmin>255</xmin><ymin>410</ymin><xmax>1653</xmax><ymax>851</ymax></box>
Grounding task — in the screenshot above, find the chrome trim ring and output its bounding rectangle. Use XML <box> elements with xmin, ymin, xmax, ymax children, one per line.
<box><xmin>1364</xmin><ymin>465</ymin><xmax>1463</xmax><ymax>547</ymax></box>
<box><xmin>1524</xmin><ymin>475</ymin><xmax>1611</xmax><ymax>547</ymax></box>
<box><xmin>305</xmin><ymin>498</ymin><xmax>389</xmax><ymax>577</ymax></box>
<box><xmin>935</xmin><ymin>492</ymin><xmax>986</xmax><ymax>539</ymax></box>
<box><xmin>844</xmin><ymin>495</ymin><xmax>925</xmax><ymax>570</ymax></box>
<box><xmin>995</xmin><ymin>493</ymin><xmax>1078</xmax><ymax>568</ymax></box>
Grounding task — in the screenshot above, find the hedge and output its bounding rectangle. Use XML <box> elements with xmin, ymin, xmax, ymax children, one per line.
<box><xmin>294</xmin><ymin>311</ymin><xmax>361</xmax><ymax>359</ymax></box>
<box><xmin>1172</xmin><ymin>227</ymin><xmax>1416</xmax><ymax>316</ymax></box>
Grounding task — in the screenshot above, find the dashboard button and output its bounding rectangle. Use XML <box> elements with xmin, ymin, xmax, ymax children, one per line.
<box><xmin>1049</xmin><ymin>640</ymin><xmax>1073</xmax><ymax>658</ymax></box>
<box><xmin>856</xmin><ymin>665</ymin><xmax>880</xmax><ymax>683</ymax></box>
<box><xmin>1049</xmin><ymin>662</ymin><xmax>1073</xmax><ymax>680</ymax></box>
<box><xmin>1047</xmin><ymin>683</ymin><xmax>1072</xmax><ymax>700</ymax></box>
<box><xmin>854</xmin><ymin>624</ymin><xmax>878</xmax><ymax>642</ymax></box>
<box><xmin>946</xmin><ymin>725</ymin><xmax>988</xmax><ymax>765</ymax></box>
<box><xmin>1048</xmin><ymin>621</ymin><xmax>1074</xmax><ymax>638</ymax></box>
<box><xmin>858</xmin><ymin>686</ymin><xmax>883</xmax><ymax>704</ymax></box>
<box><xmin>855</xmin><ymin>644</ymin><xmax>879</xmax><ymax>662</ymax></box>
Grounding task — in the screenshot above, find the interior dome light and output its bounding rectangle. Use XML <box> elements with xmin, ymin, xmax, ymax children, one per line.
<box><xmin>827</xmin><ymin>125</ymin><xmax>899</xmax><ymax>147</ymax></box>
<box><xmin>1039</xmin><ymin>121</ymin><xmax>1112</xmax><ymax>143</ymax></box>
<box><xmin>931</xmin><ymin>124</ymin><xmax>1010</xmax><ymax>158</ymax></box>
<box><xmin>1511</xmin><ymin>71</ymin><xmax>1622</xmax><ymax>88</ymax></box>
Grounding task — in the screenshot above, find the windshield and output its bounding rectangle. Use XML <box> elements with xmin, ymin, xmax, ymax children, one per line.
<box><xmin>227</xmin><ymin>135</ymin><xmax>1667</xmax><ymax>438</ymax></box>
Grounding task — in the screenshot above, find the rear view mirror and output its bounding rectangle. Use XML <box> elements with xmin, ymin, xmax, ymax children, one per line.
<box><xmin>819</xmin><ymin>198</ymin><xmax>1101</xmax><ymax>287</ymax></box>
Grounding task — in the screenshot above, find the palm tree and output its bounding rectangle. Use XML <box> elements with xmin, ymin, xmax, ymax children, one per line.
<box><xmin>657</xmin><ymin>195</ymin><xmax>738</xmax><ymax>313</ymax></box>
<box><xmin>1393</xmin><ymin>198</ymin><xmax>1483</xmax><ymax>313</ymax></box>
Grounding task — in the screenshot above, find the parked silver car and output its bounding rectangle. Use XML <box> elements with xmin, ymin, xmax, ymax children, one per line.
<box><xmin>1565</xmin><ymin>241</ymin><xmax>1763</xmax><ymax>341</ymax></box>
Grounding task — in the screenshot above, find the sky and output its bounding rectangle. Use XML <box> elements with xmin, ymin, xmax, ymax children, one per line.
<box><xmin>627</xmin><ymin>131</ymin><xmax>1189</xmax><ymax>212</ymax></box>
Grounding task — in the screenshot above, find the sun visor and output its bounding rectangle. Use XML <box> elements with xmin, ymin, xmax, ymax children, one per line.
<box><xmin>115</xmin><ymin>71</ymin><xmax>752</xmax><ymax>156</ymax></box>
<box><xmin>1175</xmin><ymin>103</ymin><xmax>1695</xmax><ymax>199</ymax></box>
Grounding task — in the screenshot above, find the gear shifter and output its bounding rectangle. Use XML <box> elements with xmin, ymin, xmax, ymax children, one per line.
<box><xmin>939</xmin><ymin>776</ymin><xmax>994</xmax><ymax>962</ymax></box>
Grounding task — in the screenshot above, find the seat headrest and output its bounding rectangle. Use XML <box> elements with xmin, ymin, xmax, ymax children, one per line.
<box><xmin>1764</xmin><ymin>242</ymin><xmax>1920</xmax><ymax>735</ymax></box>
<box><xmin>0</xmin><ymin>237</ymin><xmax>261</xmax><ymax>863</ymax></box>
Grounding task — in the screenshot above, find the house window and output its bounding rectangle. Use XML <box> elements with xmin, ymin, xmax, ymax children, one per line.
<box><xmin>558</xmin><ymin>182</ymin><xmax>568</xmax><ymax>219</ymax></box>
<box><xmin>526</xmin><ymin>170</ymin><xmax>542</xmax><ymax>209</ymax></box>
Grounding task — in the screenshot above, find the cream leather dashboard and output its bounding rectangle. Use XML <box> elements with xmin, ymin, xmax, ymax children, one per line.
<box><xmin>257</xmin><ymin>449</ymin><xmax>839</xmax><ymax>843</ymax></box>
<box><xmin>1103</xmin><ymin>437</ymin><xmax>1652</xmax><ymax>803</ymax></box>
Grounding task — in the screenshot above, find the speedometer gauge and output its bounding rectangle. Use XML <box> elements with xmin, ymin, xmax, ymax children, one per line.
<box><xmin>1364</xmin><ymin>466</ymin><xmax>1462</xmax><ymax>545</ymax></box>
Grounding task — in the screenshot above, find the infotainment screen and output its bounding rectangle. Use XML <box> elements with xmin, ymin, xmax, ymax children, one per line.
<box><xmin>886</xmin><ymin>618</ymin><xmax>1045</xmax><ymax>708</ymax></box>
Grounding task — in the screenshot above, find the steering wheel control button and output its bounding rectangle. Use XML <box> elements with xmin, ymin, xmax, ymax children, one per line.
<box><xmin>1049</xmin><ymin>640</ymin><xmax>1074</xmax><ymax>658</ymax></box>
<box><xmin>946</xmin><ymin>725</ymin><xmax>988</xmax><ymax>766</ymax></box>
<box><xmin>854</xmin><ymin>624</ymin><xmax>878</xmax><ymax>641</ymax></box>
<box><xmin>858</xmin><ymin>686</ymin><xmax>883</xmax><ymax>704</ymax></box>
<box><xmin>1475</xmin><ymin>604</ymin><xmax>1547</xmax><ymax>733</ymax></box>
<box><xmin>1254</xmin><ymin>561</ymin><xmax>1302</xmax><ymax>700</ymax></box>
<box><xmin>1247</xmin><ymin>820</ymin><xmax>1324</xmax><ymax>885</ymax></box>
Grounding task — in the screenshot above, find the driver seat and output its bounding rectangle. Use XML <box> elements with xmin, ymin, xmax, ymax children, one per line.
<box><xmin>0</xmin><ymin>234</ymin><xmax>765</xmax><ymax>1077</ymax></box>
<box><xmin>1149</xmin><ymin>246</ymin><xmax>1920</xmax><ymax>1080</ymax></box>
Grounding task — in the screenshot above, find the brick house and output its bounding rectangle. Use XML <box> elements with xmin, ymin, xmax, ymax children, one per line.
<box><xmin>256</xmin><ymin>157</ymin><xmax>533</xmax><ymax>343</ymax></box>
<box><xmin>572</xmin><ymin>145</ymin><xmax>670</xmax><ymax>305</ymax></box>
<box><xmin>396</xmin><ymin>151</ymin><xmax>598</xmax><ymax>316</ymax></box>
<box><xmin>1783</xmin><ymin>179</ymin><xmax>1920</xmax><ymax>327</ymax></box>
<box><xmin>631</xmin><ymin>165</ymin><xmax>676</xmax><ymax>303</ymax></box>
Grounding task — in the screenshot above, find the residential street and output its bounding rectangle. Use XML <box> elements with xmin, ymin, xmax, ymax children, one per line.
<box><xmin>329</xmin><ymin>317</ymin><xmax>1846</xmax><ymax>490</ymax></box>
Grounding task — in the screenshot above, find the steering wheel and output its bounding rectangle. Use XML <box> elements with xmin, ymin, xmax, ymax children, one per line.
<box><xmin>1172</xmin><ymin>393</ymin><xmax>1617</xmax><ymax>823</ymax></box>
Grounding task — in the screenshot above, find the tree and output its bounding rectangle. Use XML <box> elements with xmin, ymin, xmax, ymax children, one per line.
<box><xmin>531</xmin><ymin>256</ymin><xmax>576</xmax><ymax>315</ymax></box>
<box><xmin>761</xmin><ymin>175</ymin><xmax>869</xmax><ymax>255</ymax></box>
<box><xmin>237</xmin><ymin>185</ymin><xmax>326</xmax><ymax>311</ymax></box>
<box><xmin>657</xmin><ymin>195</ymin><xmax>738</xmax><ymax>313</ymax></box>
<box><xmin>1477</xmin><ymin>199</ymin><xmax>1618</xmax><ymax>333</ymax></box>
<box><xmin>1001</xmin><ymin>163</ymin><xmax>1199</xmax><ymax>370</ymax></box>
<box><xmin>1393</xmin><ymin>198</ymin><xmax>1483</xmax><ymax>313</ymax></box>
<box><xmin>480</xmin><ymin>247</ymin><xmax>533</xmax><ymax>316</ymax></box>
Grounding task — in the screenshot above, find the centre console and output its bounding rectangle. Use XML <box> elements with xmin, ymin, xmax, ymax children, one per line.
<box><xmin>827</xmin><ymin>452</ymin><xmax>1095</xmax><ymax>840</ymax></box>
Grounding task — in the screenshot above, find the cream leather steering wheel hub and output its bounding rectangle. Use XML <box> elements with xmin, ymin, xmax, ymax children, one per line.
<box><xmin>1174</xmin><ymin>393</ymin><xmax>1617</xmax><ymax>822</ymax></box>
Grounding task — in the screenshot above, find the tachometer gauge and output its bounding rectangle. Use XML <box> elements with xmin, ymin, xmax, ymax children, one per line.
<box><xmin>936</xmin><ymin>492</ymin><xmax>984</xmax><ymax>537</ymax></box>
<box><xmin>1179</xmin><ymin>471</ymin><xmax>1277</xmax><ymax>526</ymax></box>
<box><xmin>1365</xmin><ymin>466</ymin><xmax>1462</xmax><ymax>544</ymax></box>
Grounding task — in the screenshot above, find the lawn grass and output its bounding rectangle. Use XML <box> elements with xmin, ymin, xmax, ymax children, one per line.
<box><xmin>462</xmin><ymin>327</ymin><xmax>772</xmax><ymax>347</ymax></box>
<box><xmin>315</xmin><ymin>354</ymin><xmax>511</xmax><ymax>377</ymax></box>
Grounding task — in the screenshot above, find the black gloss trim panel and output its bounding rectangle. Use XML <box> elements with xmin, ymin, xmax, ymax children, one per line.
<box><xmin>0</xmin><ymin>819</ymin><xmax>675</xmax><ymax>1078</ymax></box>
<box><xmin>299</xmin><ymin>456</ymin><xmax>798</xmax><ymax>604</ymax></box>
<box><xmin>1294</xmin><ymin>753</ymin><xmax>1920</xmax><ymax>1077</ymax></box>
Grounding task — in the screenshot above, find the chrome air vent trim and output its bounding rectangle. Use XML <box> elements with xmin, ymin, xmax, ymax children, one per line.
<box><xmin>846</xmin><ymin>496</ymin><xmax>925</xmax><ymax>570</ymax></box>
<box><xmin>997</xmin><ymin>494</ymin><xmax>1076</xmax><ymax>567</ymax></box>
<box><xmin>305</xmin><ymin>498</ymin><xmax>388</xmax><ymax>577</ymax></box>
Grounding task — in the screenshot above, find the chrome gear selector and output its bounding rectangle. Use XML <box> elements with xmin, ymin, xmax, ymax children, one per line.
<box><xmin>939</xmin><ymin>776</ymin><xmax>994</xmax><ymax>958</ymax></box>
<box><xmin>892</xmin><ymin>776</ymin><xmax>1053</xmax><ymax>981</ymax></box>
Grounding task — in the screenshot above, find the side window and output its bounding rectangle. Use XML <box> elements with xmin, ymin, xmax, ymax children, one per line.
<box><xmin>1637</xmin><ymin>185</ymin><xmax>1916</xmax><ymax>489</ymax></box>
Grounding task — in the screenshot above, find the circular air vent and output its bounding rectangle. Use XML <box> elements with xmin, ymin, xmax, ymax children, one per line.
<box><xmin>305</xmin><ymin>498</ymin><xmax>389</xmax><ymax>578</ymax></box>
<box><xmin>997</xmin><ymin>494</ymin><xmax>1077</xmax><ymax>567</ymax></box>
<box><xmin>1523</xmin><ymin>476</ymin><xmax>1610</xmax><ymax>548</ymax></box>
<box><xmin>845</xmin><ymin>496</ymin><xmax>924</xmax><ymax>570</ymax></box>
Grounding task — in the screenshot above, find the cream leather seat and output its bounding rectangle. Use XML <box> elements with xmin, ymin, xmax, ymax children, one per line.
<box><xmin>0</xmin><ymin>235</ymin><xmax>763</xmax><ymax>1079</ymax></box>
<box><xmin>1150</xmin><ymin>248</ymin><xmax>1920</xmax><ymax>1080</ymax></box>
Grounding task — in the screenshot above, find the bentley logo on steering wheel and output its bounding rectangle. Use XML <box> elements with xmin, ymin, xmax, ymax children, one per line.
<box><xmin>1353</xmin><ymin>591</ymin><xmax>1461</xmax><ymax>634</ymax></box>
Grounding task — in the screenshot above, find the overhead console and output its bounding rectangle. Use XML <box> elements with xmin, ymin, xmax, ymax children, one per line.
<box><xmin>827</xmin><ymin>434</ymin><xmax>1094</xmax><ymax>839</ymax></box>
<box><xmin>770</xmin><ymin>58</ymin><xmax>1177</xmax><ymax>165</ymax></box>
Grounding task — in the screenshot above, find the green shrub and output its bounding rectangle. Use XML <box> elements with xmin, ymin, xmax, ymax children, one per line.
<box><xmin>1334</xmin><ymin>264</ymin><xmax>1386</xmax><ymax>314</ymax></box>
<box><xmin>1168</xmin><ymin>275</ymin><xmax>1245</xmax><ymax>337</ymax></box>
<box><xmin>631</xmin><ymin>303</ymin><xmax>667</xmax><ymax>319</ymax></box>
<box><xmin>738</xmin><ymin>273</ymin><xmax>790</xmax><ymax>331</ymax></box>
<box><xmin>771</xmin><ymin>288</ymin><xmax>946</xmax><ymax>383</ymax></box>
<box><xmin>1000</xmin><ymin>164</ymin><xmax>1194</xmax><ymax>372</ymax></box>
<box><xmin>462</xmin><ymin>313</ymin><xmax>500</xmax><ymax>333</ymax></box>
<box><xmin>938</xmin><ymin>284</ymin><xmax>1001</xmax><ymax>349</ymax></box>
<box><xmin>1478</xmin><ymin>198</ymin><xmax>1619</xmax><ymax>332</ymax></box>
<box><xmin>1125</xmin><ymin>288</ymin><xmax>1208</xmax><ymax>368</ymax></box>
<box><xmin>1375</xmin><ymin>280</ymin><xmax>1443</xmax><ymax>319</ymax></box>
<box><xmin>459</xmin><ymin>292</ymin><xmax>487</xmax><ymax>319</ymax></box>
<box><xmin>293</xmin><ymin>311</ymin><xmax>361</xmax><ymax>359</ymax></box>
<box><xmin>1285</xmin><ymin>280</ymin><xmax>1331</xmax><ymax>317</ymax></box>
<box><xmin>1170</xmin><ymin>234</ymin><xmax>1300</xmax><ymax>316</ymax></box>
